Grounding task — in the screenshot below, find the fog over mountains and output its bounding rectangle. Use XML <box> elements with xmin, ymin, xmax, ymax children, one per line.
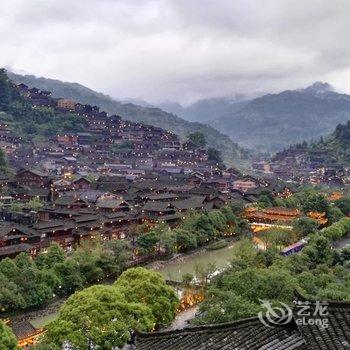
<box><xmin>159</xmin><ymin>97</ymin><xmax>248</xmax><ymax>124</ymax></box>
<box><xmin>10</xmin><ymin>69</ymin><xmax>350</xmax><ymax>155</ymax></box>
<box><xmin>8</xmin><ymin>71</ymin><xmax>250</xmax><ymax>166</ymax></box>
<box><xmin>159</xmin><ymin>82</ymin><xmax>350</xmax><ymax>152</ymax></box>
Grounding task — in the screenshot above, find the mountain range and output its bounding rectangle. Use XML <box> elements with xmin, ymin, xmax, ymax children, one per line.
<box><xmin>159</xmin><ymin>82</ymin><xmax>350</xmax><ymax>153</ymax></box>
<box><xmin>8</xmin><ymin>72</ymin><xmax>250</xmax><ymax>166</ymax></box>
<box><xmin>11</xmin><ymin>71</ymin><xmax>350</xmax><ymax>157</ymax></box>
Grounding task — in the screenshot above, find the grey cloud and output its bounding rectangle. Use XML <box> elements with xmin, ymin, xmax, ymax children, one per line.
<box><xmin>0</xmin><ymin>0</ymin><xmax>350</xmax><ymax>104</ymax></box>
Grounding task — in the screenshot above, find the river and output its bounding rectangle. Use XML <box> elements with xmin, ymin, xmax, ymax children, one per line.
<box><xmin>151</xmin><ymin>241</ymin><xmax>237</xmax><ymax>282</ymax></box>
<box><xmin>27</xmin><ymin>242</ymin><xmax>237</xmax><ymax>329</ymax></box>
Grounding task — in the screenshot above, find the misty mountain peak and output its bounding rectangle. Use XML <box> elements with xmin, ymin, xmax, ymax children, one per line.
<box><xmin>304</xmin><ymin>81</ymin><xmax>334</xmax><ymax>94</ymax></box>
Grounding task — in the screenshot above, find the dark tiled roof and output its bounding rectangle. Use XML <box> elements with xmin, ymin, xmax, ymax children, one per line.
<box><xmin>54</xmin><ymin>196</ymin><xmax>86</xmax><ymax>206</ymax></box>
<box><xmin>172</xmin><ymin>196</ymin><xmax>206</xmax><ymax>211</ymax></box>
<box><xmin>135</xmin><ymin>317</ymin><xmax>306</xmax><ymax>350</ymax></box>
<box><xmin>73</xmin><ymin>214</ymin><xmax>100</xmax><ymax>223</ymax></box>
<box><xmin>96</xmin><ymin>182</ymin><xmax>130</xmax><ymax>192</ymax></box>
<box><xmin>0</xmin><ymin>223</ymin><xmax>38</xmax><ymax>238</ymax></box>
<box><xmin>142</xmin><ymin>201</ymin><xmax>174</xmax><ymax>212</ymax></box>
<box><xmin>97</xmin><ymin>199</ymin><xmax>129</xmax><ymax>209</ymax></box>
<box><xmin>33</xmin><ymin>220</ymin><xmax>65</xmax><ymax>230</ymax></box>
<box><xmin>0</xmin><ymin>243</ymin><xmax>32</xmax><ymax>257</ymax></box>
<box><xmin>102</xmin><ymin>212</ymin><xmax>127</xmax><ymax>220</ymax></box>
<box><xmin>159</xmin><ymin>213</ymin><xmax>182</xmax><ymax>222</ymax></box>
<box><xmin>146</xmin><ymin>193</ymin><xmax>179</xmax><ymax>201</ymax></box>
<box><xmin>72</xmin><ymin>176</ymin><xmax>92</xmax><ymax>183</ymax></box>
<box><xmin>189</xmin><ymin>187</ymin><xmax>220</xmax><ymax>197</ymax></box>
<box><xmin>16</xmin><ymin>168</ymin><xmax>49</xmax><ymax>178</ymax></box>
<box><xmin>294</xmin><ymin>301</ymin><xmax>350</xmax><ymax>350</ymax></box>
<box><xmin>135</xmin><ymin>299</ymin><xmax>350</xmax><ymax>350</ymax></box>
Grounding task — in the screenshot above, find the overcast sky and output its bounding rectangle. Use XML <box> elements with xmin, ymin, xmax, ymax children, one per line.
<box><xmin>1</xmin><ymin>0</ymin><xmax>350</xmax><ymax>104</ymax></box>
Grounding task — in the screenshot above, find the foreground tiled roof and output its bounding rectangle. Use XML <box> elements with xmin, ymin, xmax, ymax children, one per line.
<box><xmin>134</xmin><ymin>299</ymin><xmax>350</xmax><ymax>350</ymax></box>
<box><xmin>135</xmin><ymin>317</ymin><xmax>306</xmax><ymax>350</ymax></box>
<box><xmin>294</xmin><ymin>301</ymin><xmax>350</xmax><ymax>350</ymax></box>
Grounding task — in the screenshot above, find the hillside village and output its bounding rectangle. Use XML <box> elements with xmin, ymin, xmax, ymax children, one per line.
<box><xmin>259</xmin><ymin>121</ymin><xmax>350</xmax><ymax>185</ymax></box>
<box><xmin>3</xmin><ymin>70</ymin><xmax>350</xmax><ymax>350</ymax></box>
<box><xmin>0</xmin><ymin>73</ymin><xmax>284</xmax><ymax>260</ymax></box>
<box><xmin>3</xmin><ymin>2</ymin><xmax>350</xmax><ymax>349</ymax></box>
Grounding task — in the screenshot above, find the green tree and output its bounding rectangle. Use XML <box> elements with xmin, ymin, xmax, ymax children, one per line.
<box><xmin>174</xmin><ymin>229</ymin><xmax>197</xmax><ymax>251</ymax></box>
<box><xmin>35</xmin><ymin>243</ymin><xmax>65</xmax><ymax>269</ymax></box>
<box><xmin>192</xmin><ymin>214</ymin><xmax>215</xmax><ymax>245</ymax></box>
<box><xmin>194</xmin><ymin>265</ymin><xmax>296</xmax><ymax>325</ymax></box>
<box><xmin>219</xmin><ymin>205</ymin><xmax>237</xmax><ymax>225</ymax></box>
<box><xmin>228</xmin><ymin>200</ymin><xmax>244</xmax><ymax>215</ymax></box>
<box><xmin>44</xmin><ymin>285</ymin><xmax>153</xmax><ymax>349</ymax></box>
<box><xmin>137</xmin><ymin>230</ymin><xmax>160</xmax><ymax>255</ymax></box>
<box><xmin>9</xmin><ymin>202</ymin><xmax>22</xmax><ymax>213</ymax></box>
<box><xmin>328</xmin><ymin>206</ymin><xmax>345</xmax><ymax>224</ymax></box>
<box><xmin>159</xmin><ymin>229</ymin><xmax>176</xmax><ymax>255</ymax></box>
<box><xmin>72</xmin><ymin>244</ymin><xmax>105</xmax><ymax>284</ymax></box>
<box><xmin>320</xmin><ymin>217</ymin><xmax>350</xmax><ymax>241</ymax></box>
<box><xmin>53</xmin><ymin>259</ymin><xmax>84</xmax><ymax>295</ymax></box>
<box><xmin>334</xmin><ymin>197</ymin><xmax>350</xmax><ymax>216</ymax></box>
<box><xmin>193</xmin><ymin>292</ymin><xmax>262</xmax><ymax>325</ymax></box>
<box><xmin>302</xmin><ymin>236</ymin><xmax>334</xmax><ymax>267</ymax></box>
<box><xmin>257</xmin><ymin>194</ymin><xmax>273</xmax><ymax>208</ymax></box>
<box><xmin>230</xmin><ymin>239</ymin><xmax>257</xmax><ymax>270</ymax></box>
<box><xmin>207</xmin><ymin>210</ymin><xmax>227</xmax><ymax>235</ymax></box>
<box><xmin>0</xmin><ymin>148</ymin><xmax>7</xmax><ymax>172</ymax></box>
<box><xmin>27</xmin><ymin>197</ymin><xmax>44</xmax><ymax>211</ymax></box>
<box><xmin>301</xmin><ymin>192</ymin><xmax>330</xmax><ymax>216</ymax></box>
<box><xmin>182</xmin><ymin>273</ymin><xmax>194</xmax><ymax>286</ymax></box>
<box><xmin>0</xmin><ymin>68</ymin><xmax>12</xmax><ymax>111</ymax></box>
<box><xmin>292</xmin><ymin>217</ymin><xmax>318</xmax><ymax>237</ymax></box>
<box><xmin>0</xmin><ymin>272</ymin><xmax>25</xmax><ymax>311</ymax></box>
<box><xmin>100</xmin><ymin>240</ymin><xmax>131</xmax><ymax>276</ymax></box>
<box><xmin>13</xmin><ymin>253</ymin><xmax>53</xmax><ymax>309</ymax></box>
<box><xmin>187</xmin><ymin>132</ymin><xmax>207</xmax><ymax>149</ymax></box>
<box><xmin>0</xmin><ymin>320</ymin><xmax>17</xmax><ymax>350</ymax></box>
<box><xmin>259</xmin><ymin>228</ymin><xmax>295</xmax><ymax>251</ymax></box>
<box><xmin>114</xmin><ymin>267</ymin><xmax>178</xmax><ymax>327</ymax></box>
<box><xmin>207</xmin><ymin>148</ymin><xmax>225</xmax><ymax>169</ymax></box>
<box><xmin>195</xmin><ymin>262</ymin><xmax>217</xmax><ymax>289</ymax></box>
<box><xmin>0</xmin><ymin>257</ymin><xmax>19</xmax><ymax>280</ymax></box>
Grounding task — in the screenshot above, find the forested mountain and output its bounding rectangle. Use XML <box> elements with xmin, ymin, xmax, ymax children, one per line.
<box><xmin>210</xmin><ymin>82</ymin><xmax>350</xmax><ymax>152</ymax></box>
<box><xmin>274</xmin><ymin>119</ymin><xmax>350</xmax><ymax>168</ymax></box>
<box><xmin>8</xmin><ymin>72</ymin><xmax>250</xmax><ymax>165</ymax></box>
<box><xmin>309</xmin><ymin>120</ymin><xmax>350</xmax><ymax>164</ymax></box>
<box><xmin>159</xmin><ymin>97</ymin><xmax>248</xmax><ymax>123</ymax></box>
